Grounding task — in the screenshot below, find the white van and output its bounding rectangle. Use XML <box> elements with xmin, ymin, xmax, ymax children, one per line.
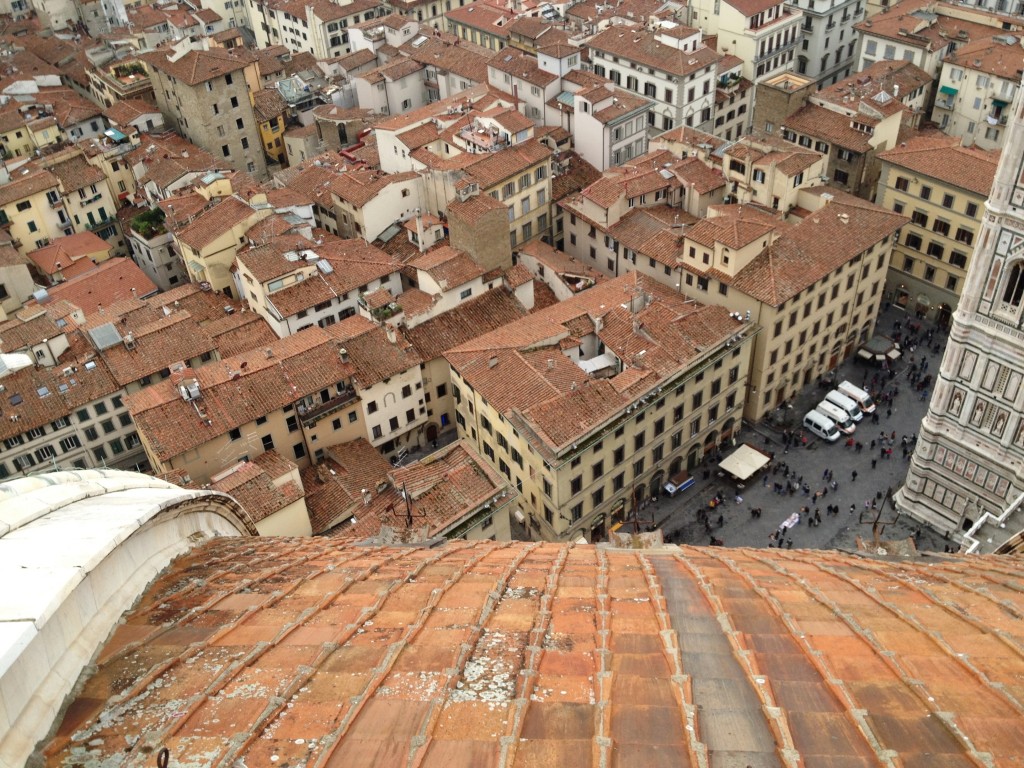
<box><xmin>815</xmin><ymin>400</ymin><xmax>856</xmax><ymax>435</ymax></box>
<box><xmin>838</xmin><ymin>380</ymin><xmax>876</xmax><ymax>414</ymax></box>
<box><xmin>803</xmin><ymin>410</ymin><xmax>841</xmax><ymax>442</ymax></box>
<box><xmin>825</xmin><ymin>389</ymin><xmax>863</xmax><ymax>422</ymax></box>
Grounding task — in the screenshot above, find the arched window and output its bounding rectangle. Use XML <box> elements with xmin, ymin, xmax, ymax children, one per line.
<box><xmin>1003</xmin><ymin>263</ymin><xmax>1024</xmax><ymax>306</ymax></box>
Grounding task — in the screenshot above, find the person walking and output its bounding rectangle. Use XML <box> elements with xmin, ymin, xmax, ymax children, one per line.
<box><xmin>851</xmin><ymin>470</ymin><xmax>858</xmax><ymax>482</ymax></box>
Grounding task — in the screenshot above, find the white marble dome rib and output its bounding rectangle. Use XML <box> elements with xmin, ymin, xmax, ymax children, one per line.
<box><xmin>0</xmin><ymin>469</ymin><xmax>255</xmax><ymax>768</ymax></box>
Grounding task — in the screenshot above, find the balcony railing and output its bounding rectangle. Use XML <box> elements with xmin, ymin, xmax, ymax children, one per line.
<box><xmin>86</xmin><ymin>216</ymin><xmax>114</xmax><ymax>232</ymax></box>
<box><xmin>754</xmin><ymin>37</ymin><xmax>799</xmax><ymax>63</ymax></box>
<box><xmin>298</xmin><ymin>388</ymin><xmax>359</xmax><ymax>426</ymax></box>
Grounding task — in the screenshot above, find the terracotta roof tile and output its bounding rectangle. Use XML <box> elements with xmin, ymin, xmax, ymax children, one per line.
<box><xmin>728</xmin><ymin>191</ymin><xmax>908</xmax><ymax>306</ymax></box>
<box><xmin>126</xmin><ymin>327</ymin><xmax>354</xmax><ymax>461</ymax></box>
<box><xmin>208</xmin><ymin>452</ymin><xmax>304</xmax><ymax>523</ymax></box>
<box><xmin>102</xmin><ymin>98</ymin><xmax>160</xmax><ymax>127</ymax></box>
<box><xmin>261</xmin><ymin>237</ymin><xmax>401</xmax><ymax>318</ymax></box>
<box><xmin>251</xmin><ymin>88</ymin><xmax>288</xmax><ymax>123</ymax></box>
<box><xmin>404</xmin><ymin>36</ymin><xmax>496</xmax><ymax>83</ymax></box>
<box><xmin>48</xmin><ymin>539</ymin><xmax>1024</xmax><ymax>768</ymax></box>
<box><xmin>405</xmin><ymin>287</ymin><xmax>527</xmax><ymax>361</ymax></box>
<box><xmin>783</xmin><ymin>104</ymin><xmax>874</xmax><ymax>153</ymax></box>
<box><xmin>488</xmin><ymin>47</ymin><xmax>558</xmax><ymax>87</ymax></box>
<box><xmin>0</xmin><ymin>342</ymin><xmax>124</xmax><ymax>442</ymax></box>
<box><xmin>95</xmin><ymin>310</ymin><xmax>218</xmax><ymax>386</ymax></box>
<box><xmin>129</xmin><ymin>133</ymin><xmax>223</xmax><ymax>192</ymax></box>
<box><xmin>516</xmin><ymin>239</ymin><xmax>607</xmax><ymax>285</ymax></box>
<box><xmin>175</xmin><ymin>196</ymin><xmax>258</xmax><ymax>251</ymax></box>
<box><xmin>38</xmin><ymin>151</ymin><xmax>106</xmax><ymax>193</ymax></box>
<box><xmin>588</xmin><ymin>26</ymin><xmax>720</xmax><ymax>77</ymax></box>
<box><xmin>27</xmin><ymin>232</ymin><xmax>111</xmax><ymax>277</ymax></box>
<box><xmin>854</xmin><ymin>0</ymin><xmax>1007</xmax><ymax>52</ymax></box>
<box><xmin>325</xmin><ymin>315</ymin><xmax>422</xmax><ymax>388</ymax></box>
<box><xmin>446</xmin><ymin>1</ymin><xmax>513</xmax><ymax>37</ymax></box>
<box><xmin>142</xmin><ymin>44</ymin><xmax>257</xmax><ymax>86</ymax></box>
<box><xmin>446</xmin><ymin>273</ymin><xmax>740</xmax><ymax>453</ymax></box>
<box><xmin>330</xmin><ymin>169</ymin><xmax>420</xmax><ymax>207</ymax></box>
<box><xmin>202</xmin><ymin>311</ymin><xmax>279</xmax><ymax>358</ymax></box>
<box><xmin>409</xmin><ymin>245</ymin><xmax>485</xmax><ymax>290</ymax></box>
<box><xmin>465</xmin><ymin>138</ymin><xmax>553</xmax><ymax>189</ymax></box>
<box><xmin>35</xmin><ymin>258</ymin><xmax>158</xmax><ymax>316</ymax></box>
<box><xmin>878</xmin><ymin>133</ymin><xmax>999</xmax><ymax>197</ymax></box>
<box><xmin>0</xmin><ymin>167</ymin><xmax>59</xmax><ymax>208</ymax></box>
<box><xmin>300</xmin><ymin>439</ymin><xmax>399</xmax><ymax>534</ymax></box>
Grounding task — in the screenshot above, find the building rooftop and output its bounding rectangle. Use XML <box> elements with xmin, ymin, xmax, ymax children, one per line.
<box><xmin>26</xmin><ymin>232</ymin><xmax>111</xmax><ymax>279</ymax></box>
<box><xmin>38</xmin><ymin>258</ymin><xmax>158</xmax><ymax>316</ymax></box>
<box><xmin>783</xmin><ymin>104</ymin><xmax>876</xmax><ymax>153</ymax></box>
<box><xmin>404</xmin><ymin>287</ymin><xmax>528</xmax><ymax>362</ymax></box>
<box><xmin>207</xmin><ymin>451</ymin><xmax>304</xmax><ymax>523</ymax></box>
<box><xmin>126</xmin><ymin>327</ymin><xmax>354</xmax><ymax>462</ymax></box>
<box><xmin>854</xmin><ymin>0</ymin><xmax>1012</xmax><ymax>51</ymax></box>
<box><xmin>408</xmin><ymin>245</ymin><xmax>486</xmax><ymax>290</ymax></box>
<box><xmin>446</xmin><ymin>272</ymin><xmax>744</xmax><ymax>454</ymax></box>
<box><xmin>588</xmin><ymin>26</ymin><xmax>720</xmax><ymax>78</ymax></box>
<box><xmin>92</xmin><ymin>310</ymin><xmax>219</xmax><ymax>386</ymax></box>
<box><xmin>102</xmin><ymin>98</ymin><xmax>161</xmax><ymax>127</ymax></box>
<box><xmin>945</xmin><ymin>32</ymin><xmax>1024</xmax><ymax>79</ymax></box>
<box><xmin>723</xmin><ymin>191</ymin><xmax>908</xmax><ymax>306</ymax></box>
<box><xmin>878</xmin><ymin>133</ymin><xmax>1000</xmax><ymax>197</ymax></box>
<box><xmin>446</xmin><ymin>1</ymin><xmax>513</xmax><ymax>37</ymax></box>
<box><xmin>36</xmin><ymin>532</ymin><xmax>1024</xmax><ymax>767</ymax></box>
<box><xmin>143</xmin><ymin>43</ymin><xmax>257</xmax><ymax>86</ymax></box>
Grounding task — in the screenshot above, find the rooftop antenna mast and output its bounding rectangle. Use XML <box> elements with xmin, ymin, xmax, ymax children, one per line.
<box><xmin>400</xmin><ymin>481</ymin><xmax>426</xmax><ymax>529</ymax></box>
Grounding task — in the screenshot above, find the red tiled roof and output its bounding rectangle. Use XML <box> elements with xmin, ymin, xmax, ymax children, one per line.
<box><xmin>39</xmin><ymin>258</ymin><xmax>158</xmax><ymax>316</ymax></box>
<box><xmin>95</xmin><ymin>310</ymin><xmax>218</xmax><ymax>386</ymax></box>
<box><xmin>46</xmin><ymin>539</ymin><xmax>1024</xmax><ymax>768</ymax></box>
<box><xmin>325</xmin><ymin>315</ymin><xmax>422</xmax><ymax>388</ymax></box>
<box><xmin>409</xmin><ymin>245</ymin><xmax>485</xmax><ymax>290</ymax></box>
<box><xmin>127</xmin><ymin>327</ymin><xmax>354</xmax><ymax>461</ymax></box>
<box><xmin>783</xmin><ymin>104</ymin><xmax>874</xmax><ymax>153</ymax></box>
<box><xmin>102</xmin><ymin>99</ymin><xmax>161</xmax><ymax>127</ymax></box>
<box><xmin>27</xmin><ymin>232</ymin><xmax>111</xmax><ymax>277</ymax></box>
<box><xmin>446</xmin><ymin>273</ymin><xmax>739</xmax><ymax>453</ymax></box>
<box><xmin>405</xmin><ymin>287</ymin><xmax>527</xmax><ymax>361</ymax></box>
<box><xmin>854</xmin><ymin>0</ymin><xmax>1006</xmax><ymax>51</ymax></box>
<box><xmin>588</xmin><ymin>26</ymin><xmax>720</xmax><ymax>77</ymax></box>
<box><xmin>0</xmin><ymin>333</ymin><xmax>123</xmax><ymax>442</ymax></box>
<box><xmin>301</xmin><ymin>438</ymin><xmax>396</xmax><ymax>533</ymax></box>
<box><xmin>878</xmin><ymin>133</ymin><xmax>999</xmax><ymax>197</ymax></box>
<box><xmin>142</xmin><ymin>44</ymin><xmax>257</xmax><ymax>86</ymax></box>
<box><xmin>208</xmin><ymin>452</ymin><xmax>304</xmax><ymax>523</ymax></box>
<box><xmin>175</xmin><ymin>196</ymin><xmax>257</xmax><ymax>251</ymax></box>
<box><xmin>728</xmin><ymin>191</ymin><xmax>908</xmax><ymax>306</ymax></box>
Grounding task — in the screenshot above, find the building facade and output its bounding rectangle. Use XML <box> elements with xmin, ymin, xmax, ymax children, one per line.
<box><xmin>445</xmin><ymin>273</ymin><xmax>753</xmax><ymax>542</ymax></box>
<box><xmin>791</xmin><ymin>0</ymin><xmax>863</xmax><ymax>85</ymax></box>
<box><xmin>897</xmin><ymin>87</ymin><xmax>1024</xmax><ymax>550</ymax></box>
<box><xmin>876</xmin><ymin>136</ymin><xmax>998</xmax><ymax>326</ymax></box>
<box><xmin>930</xmin><ymin>34</ymin><xmax>1022</xmax><ymax>152</ymax></box>
<box><xmin>145</xmin><ymin>41</ymin><xmax>269</xmax><ymax>180</ymax></box>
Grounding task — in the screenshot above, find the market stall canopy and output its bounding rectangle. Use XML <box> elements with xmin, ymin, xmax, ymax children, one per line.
<box><xmin>718</xmin><ymin>443</ymin><xmax>771</xmax><ymax>481</ymax></box>
<box><xmin>856</xmin><ymin>335</ymin><xmax>901</xmax><ymax>363</ymax></box>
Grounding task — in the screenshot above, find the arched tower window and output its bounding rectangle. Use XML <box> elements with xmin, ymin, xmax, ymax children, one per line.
<box><xmin>1003</xmin><ymin>263</ymin><xmax>1024</xmax><ymax>307</ymax></box>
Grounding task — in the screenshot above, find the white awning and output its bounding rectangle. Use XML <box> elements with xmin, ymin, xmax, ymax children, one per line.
<box><xmin>577</xmin><ymin>352</ymin><xmax>617</xmax><ymax>374</ymax></box>
<box><xmin>718</xmin><ymin>443</ymin><xmax>771</xmax><ymax>481</ymax></box>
